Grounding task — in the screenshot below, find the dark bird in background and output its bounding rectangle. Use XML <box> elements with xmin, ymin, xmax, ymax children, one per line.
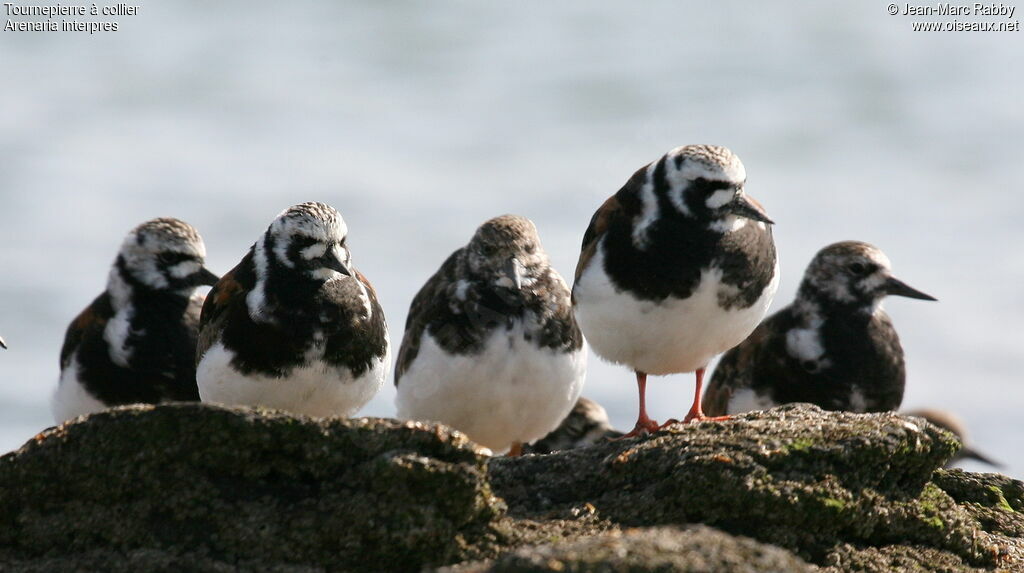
<box><xmin>524</xmin><ymin>396</ymin><xmax>623</xmax><ymax>454</ymax></box>
<box><xmin>195</xmin><ymin>202</ymin><xmax>390</xmax><ymax>418</ymax></box>
<box><xmin>905</xmin><ymin>408</ymin><xmax>1001</xmax><ymax>468</ymax></box>
<box><xmin>395</xmin><ymin>215</ymin><xmax>586</xmax><ymax>455</ymax></box>
<box><xmin>572</xmin><ymin>145</ymin><xmax>778</xmax><ymax>436</ymax></box>
<box><xmin>52</xmin><ymin>218</ymin><xmax>218</xmax><ymax>423</ymax></box>
<box><xmin>704</xmin><ymin>241</ymin><xmax>936</xmax><ymax>416</ymax></box>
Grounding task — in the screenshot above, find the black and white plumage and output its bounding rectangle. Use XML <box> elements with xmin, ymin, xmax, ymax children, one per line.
<box><xmin>572</xmin><ymin>145</ymin><xmax>778</xmax><ymax>435</ymax></box>
<box><xmin>394</xmin><ymin>215</ymin><xmax>586</xmax><ymax>454</ymax></box>
<box><xmin>195</xmin><ymin>202</ymin><xmax>389</xmax><ymax>417</ymax></box>
<box><xmin>703</xmin><ymin>241</ymin><xmax>936</xmax><ymax>417</ymax></box>
<box><xmin>524</xmin><ymin>396</ymin><xmax>623</xmax><ymax>454</ymax></box>
<box><xmin>53</xmin><ymin>218</ymin><xmax>219</xmax><ymax>423</ymax></box>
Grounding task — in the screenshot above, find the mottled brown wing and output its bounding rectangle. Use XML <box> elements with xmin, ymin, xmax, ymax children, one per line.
<box><xmin>574</xmin><ymin>194</ymin><xmax>624</xmax><ymax>284</ymax></box>
<box><xmin>195</xmin><ymin>264</ymin><xmax>248</xmax><ymax>366</ymax></box>
<box><xmin>60</xmin><ymin>293</ymin><xmax>113</xmax><ymax>369</ymax></box>
<box><xmin>394</xmin><ymin>250</ymin><xmax>461</xmax><ymax>386</ymax></box>
<box><xmin>702</xmin><ymin>320</ymin><xmax>772</xmax><ymax>416</ymax></box>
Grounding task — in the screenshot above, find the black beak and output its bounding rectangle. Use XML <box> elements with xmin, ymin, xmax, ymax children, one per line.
<box><xmin>503</xmin><ymin>258</ymin><xmax>524</xmax><ymax>290</ymax></box>
<box><xmin>192</xmin><ymin>267</ymin><xmax>220</xmax><ymax>287</ymax></box>
<box><xmin>323</xmin><ymin>253</ymin><xmax>352</xmax><ymax>277</ymax></box>
<box><xmin>958</xmin><ymin>446</ymin><xmax>1002</xmax><ymax>468</ymax></box>
<box><xmin>728</xmin><ymin>195</ymin><xmax>774</xmax><ymax>225</ymax></box>
<box><xmin>884</xmin><ymin>277</ymin><xmax>937</xmax><ymax>301</ymax></box>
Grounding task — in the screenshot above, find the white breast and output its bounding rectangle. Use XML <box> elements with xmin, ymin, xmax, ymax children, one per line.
<box><xmin>725</xmin><ymin>387</ymin><xmax>778</xmax><ymax>415</ymax></box>
<box><xmin>395</xmin><ymin>324</ymin><xmax>587</xmax><ymax>453</ymax></box>
<box><xmin>574</xmin><ymin>247</ymin><xmax>779</xmax><ymax>376</ymax></box>
<box><xmin>51</xmin><ymin>356</ymin><xmax>109</xmax><ymax>423</ymax></box>
<box><xmin>197</xmin><ymin>339</ymin><xmax>390</xmax><ymax>418</ymax></box>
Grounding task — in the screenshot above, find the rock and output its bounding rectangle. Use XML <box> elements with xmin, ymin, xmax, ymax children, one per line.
<box><xmin>0</xmin><ymin>404</ymin><xmax>505</xmax><ymax>572</ymax></box>
<box><xmin>1</xmin><ymin>402</ymin><xmax>1021</xmax><ymax>572</ymax></box>
<box><xmin>439</xmin><ymin>525</ymin><xmax>815</xmax><ymax>572</ymax></box>
<box><xmin>489</xmin><ymin>403</ymin><xmax>1024</xmax><ymax>570</ymax></box>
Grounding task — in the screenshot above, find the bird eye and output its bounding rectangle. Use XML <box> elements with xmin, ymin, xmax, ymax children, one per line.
<box><xmin>157</xmin><ymin>252</ymin><xmax>188</xmax><ymax>266</ymax></box>
<box><xmin>849</xmin><ymin>262</ymin><xmax>874</xmax><ymax>275</ymax></box>
<box><xmin>480</xmin><ymin>244</ymin><xmax>497</xmax><ymax>257</ymax></box>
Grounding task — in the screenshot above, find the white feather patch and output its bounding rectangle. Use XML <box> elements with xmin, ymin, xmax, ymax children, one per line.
<box><xmin>631</xmin><ymin>163</ymin><xmax>661</xmax><ymax>249</ymax></box>
<box><xmin>726</xmin><ymin>387</ymin><xmax>776</xmax><ymax>415</ymax></box>
<box><xmin>51</xmin><ymin>357</ymin><xmax>108</xmax><ymax>423</ymax></box>
<box><xmin>395</xmin><ymin>325</ymin><xmax>587</xmax><ymax>453</ymax></box>
<box><xmin>574</xmin><ymin>248</ymin><xmax>779</xmax><ymax>375</ymax></box>
<box><xmin>197</xmin><ymin>338</ymin><xmax>390</xmax><ymax>418</ymax></box>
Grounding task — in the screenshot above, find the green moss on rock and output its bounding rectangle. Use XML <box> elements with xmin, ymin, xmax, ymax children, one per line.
<box><xmin>489</xmin><ymin>404</ymin><xmax>1020</xmax><ymax>568</ymax></box>
<box><xmin>2</xmin><ymin>402</ymin><xmax>1022</xmax><ymax>572</ymax></box>
<box><xmin>0</xmin><ymin>404</ymin><xmax>505</xmax><ymax>571</ymax></box>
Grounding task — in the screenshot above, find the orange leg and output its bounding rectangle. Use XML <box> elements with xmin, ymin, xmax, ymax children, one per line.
<box><xmin>620</xmin><ymin>371</ymin><xmax>661</xmax><ymax>438</ymax></box>
<box><xmin>680</xmin><ymin>368</ymin><xmax>730</xmax><ymax>424</ymax></box>
<box><xmin>507</xmin><ymin>442</ymin><xmax>523</xmax><ymax>457</ymax></box>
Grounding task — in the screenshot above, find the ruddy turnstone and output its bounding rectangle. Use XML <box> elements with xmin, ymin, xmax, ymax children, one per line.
<box><xmin>394</xmin><ymin>215</ymin><xmax>586</xmax><ymax>455</ymax></box>
<box><xmin>905</xmin><ymin>408</ymin><xmax>1001</xmax><ymax>468</ymax></box>
<box><xmin>524</xmin><ymin>396</ymin><xmax>622</xmax><ymax>454</ymax></box>
<box><xmin>195</xmin><ymin>202</ymin><xmax>389</xmax><ymax>418</ymax></box>
<box><xmin>52</xmin><ymin>218</ymin><xmax>218</xmax><ymax>423</ymax></box>
<box><xmin>572</xmin><ymin>145</ymin><xmax>778</xmax><ymax>435</ymax></box>
<box><xmin>703</xmin><ymin>241</ymin><xmax>936</xmax><ymax>416</ymax></box>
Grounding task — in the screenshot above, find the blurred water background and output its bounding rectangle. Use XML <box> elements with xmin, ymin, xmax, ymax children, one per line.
<box><xmin>1</xmin><ymin>1</ymin><xmax>1021</xmax><ymax>476</ymax></box>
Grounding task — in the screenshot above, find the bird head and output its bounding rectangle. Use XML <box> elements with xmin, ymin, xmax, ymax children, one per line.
<box><xmin>114</xmin><ymin>218</ymin><xmax>219</xmax><ymax>294</ymax></box>
<box><xmin>800</xmin><ymin>241</ymin><xmax>936</xmax><ymax>309</ymax></box>
<box><xmin>262</xmin><ymin>202</ymin><xmax>352</xmax><ymax>282</ymax></box>
<box><xmin>658</xmin><ymin>144</ymin><xmax>773</xmax><ymax>227</ymax></box>
<box><xmin>465</xmin><ymin>215</ymin><xmax>547</xmax><ymax>290</ymax></box>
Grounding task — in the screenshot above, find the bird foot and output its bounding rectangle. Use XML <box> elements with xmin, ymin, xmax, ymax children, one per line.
<box><xmin>657</xmin><ymin>418</ymin><xmax>682</xmax><ymax>430</ymax></box>
<box><xmin>617</xmin><ymin>417</ymin><xmax>661</xmax><ymax>439</ymax></box>
<box><xmin>681</xmin><ymin>411</ymin><xmax>731</xmax><ymax>424</ymax></box>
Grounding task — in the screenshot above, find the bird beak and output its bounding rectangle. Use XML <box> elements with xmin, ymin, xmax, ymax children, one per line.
<box><xmin>323</xmin><ymin>253</ymin><xmax>352</xmax><ymax>277</ymax></box>
<box><xmin>727</xmin><ymin>195</ymin><xmax>774</xmax><ymax>225</ymax></box>
<box><xmin>504</xmin><ymin>258</ymin><xmax>524</xmax><ymax>290</ymax></box>
<box><xmin>959</xmin><ymin>446</ymin><xmax>1002</xmax><ymax>468</ymax></box>
<box><xmin>192</xmin><ymin>267</ymin><xmax>220</xmax><ymax>287</ymax></box>
<box><xmin>883</xmin><ymin>276</ymin><xmax>937</xmax><ymax>301</ymax></box>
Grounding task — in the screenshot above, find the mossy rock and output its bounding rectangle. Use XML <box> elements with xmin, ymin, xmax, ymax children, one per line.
<box><xmin>0</xmin><ymin>404</ymin><xmax>505</xmax><ymax>571</ymax></box>
<box><xmin>441</xmin><ymin>525</ymin><xmax>815</xmax><ymax>572</ymax></box>
<box><xmin>489</xmin><ymin>404</ymin><xmax>1021</xmax><ymax>569</ymax></box>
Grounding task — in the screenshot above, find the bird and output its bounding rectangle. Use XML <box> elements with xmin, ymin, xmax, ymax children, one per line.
<box><xmin>572</xmin><ymin>144</ymin><xmax>778</xmax><ymax>436</ymax></box>
<box><xmin>904</xmin><ymin>409</ymin><xmax>1001</xmax><ymax>468</ymax></box>
<box><xmin>524</xmin><ymin>396</ymin><xmax>623</xmax><ymax>454</ymax></box>
<box><xmin>394</xmin><ymin>215</ymin><xmax>587</xmax><ymax>455</ymax></box>
<box><xmin>703</xmin><ymin>241</ymin><xmax>936</xmax><ymax>416</ymax></box>
<box><xmin>195</xmin><ymin>202</ymin><xmax>390</xmax><ymax>418</ymax></box>
<box><xmin>52</xmin><ymin>218</ymin><xmax>219</xmax><ymax>423</ymax></box>
<box><xmin>0</xmin><ymin>335</ymin><xmax>6</xmax><ymax>349</ymax></box>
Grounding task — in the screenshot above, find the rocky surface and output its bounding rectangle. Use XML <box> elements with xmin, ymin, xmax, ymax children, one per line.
<box><xmin>0</xmin><ymin>403</ymin><xmax>1020</xmax><ymax>572</ymax></box>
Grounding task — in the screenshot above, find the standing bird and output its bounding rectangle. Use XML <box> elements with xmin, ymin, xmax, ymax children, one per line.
<box><xmin>395</xmin><ymin>215</ymin><xmax>586</xmax><ymax>455</ymax></box>
<box><xmin>196</xmin><ymin>202</ymin><xmax>389</xmax><ymax>418</ymax></box>
<box><xmin>703</xmin><ymin>241</ymin><xmax>936</xmax><ymax>416</ymax></box>
<box><xmin>572</xmin><ymin>145</ymin><xmax>777</xmax><ymax>436</ymax></box>
<box><xmin>53</xmin><ymin>218</ymin><xmax>219</xmax><ymax>423</ymax></box>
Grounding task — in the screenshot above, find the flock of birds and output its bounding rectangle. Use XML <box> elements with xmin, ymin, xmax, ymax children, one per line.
<box><xmin>36</xmin><ymin>144</ymin><xmax>997</xmax><ymax>465</ymax></box>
